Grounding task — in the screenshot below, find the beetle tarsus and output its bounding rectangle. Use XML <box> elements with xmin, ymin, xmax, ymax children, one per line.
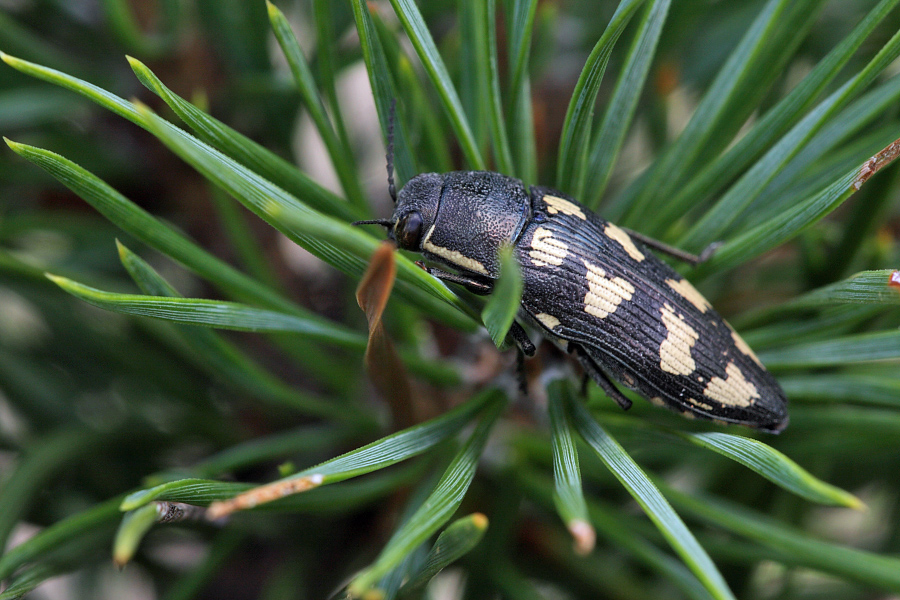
<box><xmin>696</xmin><ymin>241</ymin><xmax>723</xmax><ymax>264</ymax></box>
<box><xmin>569</xmin><ymin>343</ymin><xmax>633</xmax><ymax>411</ymax></box>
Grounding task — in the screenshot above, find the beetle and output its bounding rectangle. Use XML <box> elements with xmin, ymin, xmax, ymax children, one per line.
<box><xmin>356</xmin><ymin>124</ymin><xmax>788</xmax><ymax>433</ymax></box>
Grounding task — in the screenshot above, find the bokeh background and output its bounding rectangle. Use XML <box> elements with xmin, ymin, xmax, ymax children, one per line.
<box><xmin>2</xmin><ymin>0</ymin><xmax>900</xmax><ymax>598</ymax></box>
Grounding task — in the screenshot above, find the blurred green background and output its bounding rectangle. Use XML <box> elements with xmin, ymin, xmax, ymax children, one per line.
<box><xmin>1</xmin><ymin>0</ymin><xmax>900</xmax><ymax>598</ymax></box>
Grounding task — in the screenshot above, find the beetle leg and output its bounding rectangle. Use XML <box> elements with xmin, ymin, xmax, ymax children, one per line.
<box><xmin>568</xmin><ymin>343</ymin><xmax>633</xmax><ymax>411</ymax></box>
<box><xmin>415</xmin><ymin>262</ymin><xmax>494</xmax><ymax>295</ymax></box>
<box><xmin>509</xmin><ymin>323</ymin><xmax>535</xmax><ymax>395</ymax></box>
<box><xmin>621</xmin><ymin>228</ymin><xmax>722</xmax><ymax>266</ymax></box>
<box><xmin>516</xmin><ymin>349</ymin><xmax>528</xmax><ymax>396</ymax></box>
<box><xmin>508</xmin><ymin>322</ymin><xmax>536</xmax><ymax>357</ymax></box>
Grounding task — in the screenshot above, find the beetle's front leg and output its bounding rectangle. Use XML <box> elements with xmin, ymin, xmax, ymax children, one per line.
<box><xmin>415</xmin><ymin>262</ymin><xmax>494</xmax><ymax>295</ymax></box>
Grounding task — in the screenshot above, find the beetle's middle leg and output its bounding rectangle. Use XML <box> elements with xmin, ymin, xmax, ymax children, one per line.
<box><xmin>568</xmin><ymin>343</ymin><xmax>633</xmax><ymax>411</ymax></box>
<box><xmin>417</xmin><ymin>261</ymin><xmax>536</xmax><ymax>392</ymax></box>
<box><xmin>621</xmin><ymin>228</ymin><xmax>721</xmax><ymax>266</ymax></box>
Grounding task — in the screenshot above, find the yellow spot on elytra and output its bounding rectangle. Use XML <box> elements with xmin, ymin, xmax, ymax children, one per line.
<box><xmin>544</xmin><ymin>194</ymin><xmax>586</xmax><ymax>219</ymax></box>
<box><xmin>529</xmin><ymin>227</ymin><xmax>568</xmax><ymax>267</ymax></box>
<box><xmin>666</xmin><ymin>278</ymin><xmax>711</xmax><ymax>313</ymax></box>
<box><xmin>687</xmin><ymin>398</ymin><xmax>714</xmax><ymax>411</ymax></box>
<box><xmin>582</xmin><ymin>260</ymin><xmax>635</xmax><ymax>319</ymax></box>
<box><xmin>535</xmin><ymin>313</ymin><xmax>561</xmax><ymax>330</ymax></box>
<box><xmin>729</xmin><ymin>325</ymin><xmax>764</xmax><ymax>367</ymax></box>
<box><xmin>659</xmin><ymin>303</ymin><xmax>698</xmax><ymax>375</ymax></box>
<box><xmin>421</xmin><ymin>224</ymin><xmax>489</xmax><ymax>275</ymax></box>
<box><xmin>604</xmin><ymin>223</ymin><xmax>645</xmax><ymax>262</ymax></box>
<box><xmin>704</xmin><ymin>362</ymin><xmax>760</xmax><ymax>408</ymax></box>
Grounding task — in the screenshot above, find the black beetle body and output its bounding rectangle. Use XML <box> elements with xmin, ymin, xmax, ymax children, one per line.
<box><xmin>377</xmin><ymin>170</ymin><xmax>788</xmax><ymax>433</ymax></box>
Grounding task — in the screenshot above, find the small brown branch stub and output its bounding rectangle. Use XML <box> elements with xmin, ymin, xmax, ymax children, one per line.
<box><xmin>568</xmin><ymin>519</ymin><xmax>596</xmax><ymax>555</ymax></box>
<box><xmin>155</xmin><ymin>501</ymin><xmax>203</xmax><ymax>524</ymax></box>
<box><xmin>206</xmin><ymin>473</ymin><xmax>324</xmax><ymax>520</ymax></box>
<box><xmin>853</xmin><ymin>138</ymin><xmax>900</xmax><ymax>191</ymax></box>
<box><xmin>889</xmin><ymin>270</ymin><xmax>900</xmax><ymax>291</ymax></box>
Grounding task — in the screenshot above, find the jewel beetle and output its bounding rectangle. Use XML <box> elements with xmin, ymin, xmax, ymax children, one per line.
<box><xmin>356</xmin><ymin>129</ymin><xmax>788</xmax><ymax>433</ymax></box>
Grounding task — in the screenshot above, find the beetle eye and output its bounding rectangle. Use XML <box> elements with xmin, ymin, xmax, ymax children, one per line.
<box><xmin>395</xmin><ymin>211</ymin><xmax>424</xmax><ymax>249</ymax></box>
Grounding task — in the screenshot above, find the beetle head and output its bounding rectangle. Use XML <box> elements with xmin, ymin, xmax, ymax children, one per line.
<box><xmin>386</xmin><ymin>173</ymin><xmax>442</xmax><ymax>251</ymax></box>
<box><xmin>353</xmin><ymin>173</ymin><xmax>442</xmax><ymax>244</ymax></box>
<box><xmin>351</xmin><ymin>174</ymin><xmax>443</xmax><ymax>251</ymax></box>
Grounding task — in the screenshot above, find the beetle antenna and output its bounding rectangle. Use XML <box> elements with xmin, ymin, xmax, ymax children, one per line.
<box><xmin>386</xmin><ymin>99</ymin><xmax>397</xmax><ymax>203</ymax></box>
<box><xmin>352</xmin><ymin>219</ymin><xmax>393</xmax><ymax>228</ymax></box>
